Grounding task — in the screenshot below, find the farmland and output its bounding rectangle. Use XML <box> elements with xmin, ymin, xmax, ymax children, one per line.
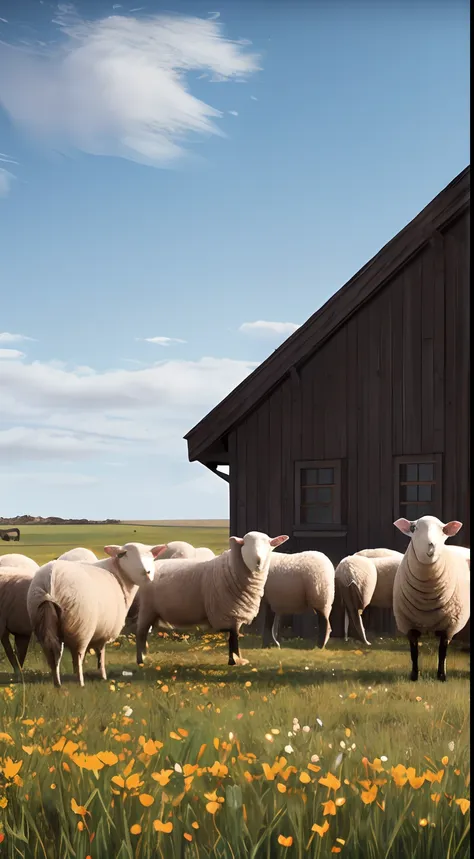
<box><xmin>0</xmin><ymin>525</ymin><xmax>470</xmax><ymax>858</ymax></box>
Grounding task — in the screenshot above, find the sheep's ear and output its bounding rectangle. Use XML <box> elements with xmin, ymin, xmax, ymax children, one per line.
<box><xmin>270</xmin><ymin>535</ymin><xmax>289</xmax><ymax>547</ymax></box>
<box><xmin>443</xmin><ymin>520</ymin><xmax>463</xmax><ymax>537</ymax></box>
<box><xmin>104</xmin><ymin>545</ymin><xmax>122</xmax><ymax>557</ymax></box>
<box><xmin>393</xmin><ymin>519</ymin><xmax>412</xmax><ymax>535</ymax></box>
<box><xmin>150</xmin><ymin>544</ymin><xmax>167</xmax><ymax>558</ymax></box>
<box><xmin>229</xmin><ymin>536</ymin><xmax>245</xmax><ymax>546</ymax></box>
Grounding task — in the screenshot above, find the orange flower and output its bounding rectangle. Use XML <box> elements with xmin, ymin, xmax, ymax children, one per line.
<box><xmin>312</xmin><ymin>821</ymin><xmax>330</xmax><ymax>837</ymax></box>
<box><xmin>151</xmin><ymin>769</ymin><xmax>173</xmax><ymax>786</ymax></box>
<box><xmin>319</xmin><ymin>773</ymin><xmax>341</xmax><ymax>792</ymax></box>
<box><xmin>141</xmin><ymin>739</ymin><xmax>163</xmax><ymax>755</ymax></box>
<box><xmin>419</xmin><ymin>819</ymin><xmax>428</xmax><ymax>827</ymax></box>
<box><xmin>2</xmin><ymin>759</ymin><xmax>22</xmax><ymax>780</ymax></box>
<box><xmin>335</xmin><ymin>798</ymin><xmax>346</xmax><ymax>808</ymax></box>
<box><xmin>424</xmin><ymin>769</ymin><xmax>444</xmax><ymax>784</ymax></box>
<box><xmin>125</xmin><ymin>773</ymin><xmax>143</xmax><ymax>790</ymax></box>
<box><xmin>455</xmin><ymin>798</ymin><xmax>470</xmax><ymax>815</ymax></box>
<box><xmin>139</xmin><ymin>794</ymin><xmax>154</xmax><ymax>807</ymax></box>
<box><xmin>262</xmin><ymin>763</ymin><xmax>275</xmax><ymax>781</ymax></box>
<box><xmin>70</xmin><ymin>753</ymin><xmax>104</xmax><ymax>772</ymax></box>
<box><xmin>130</xmin><ymin>824</ymin><xmax>142</xmax><ymax>835</ymax></box>
<box><xmin>308</xmin><ymin>763</ymin><xmax>321</xmax><ymax>773</ymax></box>
<box><xmin>331</xmin><ymin>849</ymin><xmax>341</xmax><ymax>854</ymax></box>
<box><xmin>277</xmin><ymin>783</ymin><xmax>287</xmax><ymax>794</ymax></box>
<box><xmin>77</xmin><ymin>821</ymin><xmax>84</xmax><ymax>831</ymax></box>
<box><xmin>206</xmin><ymin>801</ymin><xmax>221</xmax><ymax>814</ymax></box>
<box><xmin>322</xmin><ymin>801</ymin><xmax>337</xmax><ymax>816</ymax></box>
<box><xmin>169</xmin><ymin>732</ymin><xmax>182</xmax><ymax>741</ymax></box>
<box><xmin>71</xmin><ymin>798</ymin><xmax>89</xmax><ymax>816</ymax></box>
<box><xmin>192</xmin><ymin>822</ymin><xmax>200</xmax><ymax>830</ymax></box>
<box><xmin>431</xmin><ymin>793</ymin><xmax>441</xmax><ymax>804</ymax></box>
<box><xmin>178</xmin><ymin>728</ymin><xmax>188</xmax><ymax>737</ymax></box>
<box><xmin>391</xmin><ymin>765</ymin><xmax>408</xmax><ymax>787</ymax></box>
<box><xmin>153</xmin><ymin>820</ymin><xmax>173</xmax><ymax>833</ymax></box>
<box><xmin>360</xmin><ymin>784</ymin><xmax>378</xmax><ymax>805</ymax></box>
<box><xmin>406</xmin><ymin>768</ymin><xmax>425</xmax><ymax>789</ymax></box>
<box><xmin>442</xmin><ymin>756</ymin><xmax>449</xmax><ymax>766</ymax></box>
<box><xmin>184</xmin><ymin>833</ymin><xmax>193</xmax><ymax>842</ymax></box>
<box><xmin>197</xmin><ymin>744</ymin><xmax>207</xmax><ymax>762</ymax></box>
<box><xmin>278</xmin><ymin>835</ymin><xmax>293</xmax><ymax>847</ymax></box>
<box><xmin>299</xmin><ymin>771</ymin><xmax>311</xmax><ymax>784</ymax></box>
<box><xmin>368</xmin><ymin>758</ymin><xmax>385</xmax><ymax>773</ymax></box>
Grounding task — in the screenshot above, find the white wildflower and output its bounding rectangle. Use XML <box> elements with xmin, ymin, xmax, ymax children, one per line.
<box><xmin>284</xmin><ymin>745</ymin><xmax>294</xmax><ymax>754</ymax></box>
<box><xmin>334</xmin><ymin>752</ymin><xmax>343</xmax><ymax>768</ymax></box>
<box><xmin>448</xmin><ymin>741</ymin><xmax>455</xmax><ymax>752</ymax></box>
<box><xmin>311</xmin><ymin>754</ymin><xmax>320</xmax><ymax>763</ymax></box>
<box><xmin>228</xmin><ymin>732</ymin><xmax>234</xmax><ymax>741</ymax></box>
<box><xmin>122</xmin><ymin>706</ymin><xmax>133</xmax><ymax>717</ymax></box>
<box><xmin>340</xmin><ymin>741</ymin><xmax>346</xmax><ymax>749</ymax></box>
<box><xmin>316</xmin><ymin>718</ymin><xmax>323</xmax><ymax>727</ymax></box>
<box><xmin>302</xmin><ymin>725</ymin><xmax>310</xmax><ymax>733</ymax></box>
<box><xmin>381</xmin><ymin>755</ymin><xmax>388</xmax><ymax>762</ymax></box>
<box><xmin>174</xmin><ymin>763</ymin><xmax>183</xmax><ymax>773</ymax></box>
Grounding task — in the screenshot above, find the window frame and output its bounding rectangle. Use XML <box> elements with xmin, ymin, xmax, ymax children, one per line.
<box><xmin>393</xmin><ymin>454</ymin><xmax>443</xmax><ymax>521</ymax></box>
<box><xmin>294</xmin><ymin>459</ymin><xmax>343</xmax><ymax>531</ymax></box>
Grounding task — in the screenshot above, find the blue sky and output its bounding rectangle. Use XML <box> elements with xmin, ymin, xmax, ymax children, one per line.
<box><xmin>0</xmin><ymin>0</ymin><xmax>469</xmax><ymax>520</ymax></box>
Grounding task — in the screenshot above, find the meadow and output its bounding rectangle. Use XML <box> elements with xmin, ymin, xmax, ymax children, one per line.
<box><xmin>0</xmin><ymin>526</ymin><xmax>470</xmax><ymax>858</ymax></box>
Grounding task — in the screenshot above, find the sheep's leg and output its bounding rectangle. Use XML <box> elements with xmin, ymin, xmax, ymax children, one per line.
<box><xmin>407</xmin><ymin>629</ymin><xmax>420</xmax><ymax>681</ymax></box>
<box><xmin>228</xmin><ymin>628</ymin><xmax>240</xmax><ymax>666</ymax></box>
<box><xmin>261</xmin><ymin>602</ymin><xmax>277</xmax><ymax>648</ymax></box>
<box><xmin>97</xmin><ymin>644</ymin><xmax>107</xmax><ymax>681</ymax></box>
<box><xmin>315</xmin><ymin>611</ymin><xmax>331</xmax><ymax>649</ymax></box>
<box><xmin>271</xmin><ymin>614</ymin><xmax>281</xmax><ymax>648</ymax></box>
<box><xmin>13</xmin><ymin>634</ymin><xmax>30</xmax><ymax>669</ymax></box>
<box><xmin>136</xmin><ymin>609</ymin><xmax>155</xmax><ymax>665</ymax></box>
<box><xmin>44</xmin><ymin>641</ymin><xmax>63</xmax><ymax>688</ymax></box>
<box><xmin>71</xmin><ymin>648</ymin><xmax>86</xmax><ymax>687</ymax></box>
<box><xmin>344</xmin><ymin>610</ymin><xmax>349</xmax><ymax>642</ymax></box>
<box><xmin>1</xmin><ymin>632</ymin><xmax>20</xmax><ymax>673</ymax></box>
<box><xmin>436</xmin><ymin>632</ymin><xmax>449</xmax><ymax>682</ymax></box>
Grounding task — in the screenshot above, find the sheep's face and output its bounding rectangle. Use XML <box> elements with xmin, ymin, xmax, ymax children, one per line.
<box><xmin>394</xmin><ymin>516</ymin><xmax>463</xmax><ymax>564</ymax></box>
<box><xmin>104</xmin><ymin>542</ymin><xmax>166</xmax><ymax>583</ymax></box>
<box><xmin>230</xmin><ymin>531</ymin><xmax>289</xmax><ymax>573</ymax></box>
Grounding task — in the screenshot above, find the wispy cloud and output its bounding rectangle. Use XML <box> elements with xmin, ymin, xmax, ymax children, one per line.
<box><xmin>0</xmin><ymin>348</ymin><xmax>25</xmax><ymax>359</ymax></box>
<box><xmin>0</xmin><ymin>332</ymin><xmax>36</xmax><ymax>343</ymax></box>
<box><xmin>0</xmin><ymin>168</ymin><xmax>14</xmax><ymax>197</ymax></box>
<box><xmin>140</xmin><ymin>336</ymin><xmax>187</xmax><ymax>346</ymax></box>
<box><xmin>238</xmin><ymin>320</ymin><xmax>301</xmax><ymax>338</ymax></box>
<box><xmin>0</xmin><ymin>354</ymin><xmax>257</xmax><ymax>461</ymax></box>
<box><xmin>0</xmin><ymin>10</ymin><xmax>260</xmax><ymax>168</ymax></box>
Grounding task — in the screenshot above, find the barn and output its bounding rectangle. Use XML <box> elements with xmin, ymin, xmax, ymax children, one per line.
<box><xmin>185</xmin><ymin>166</ymin><xmax>470</xmax><ymax>641</ymax></box>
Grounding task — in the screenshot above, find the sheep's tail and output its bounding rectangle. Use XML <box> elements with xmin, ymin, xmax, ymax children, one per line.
<box><xmin>316</xmin><ymin>611</ymin><xmax>331</xmax><ymax>649</ymax></box>
<box><xmin>34</xmin><ymin>599</ymin><xmax>63</xmax><ymax>660</ymax></box>
<box><xmin>341</xmin><ymin>583</ymin><xmax>371</xmax><ymax>646</ymax></box>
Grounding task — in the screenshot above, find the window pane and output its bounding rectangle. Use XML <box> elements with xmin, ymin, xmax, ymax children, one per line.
<box><xmin>400</xmin><ymin>463</ymin><xmax>418</xmax><ymax>482</ymax></box>
<box><xmin>302</xmin><ymin>487</ymin><xmax>319</xmax><ymax>504</ymax></box>
<box><xmin>301</xmin><ymin>504</ymin><xmax>334</xmax><ymax>525</ymax></box>
<box><xmin>316</xmin><ymin>487</ymin><xmax>332</xmax><ymax>502</ymax></box>
<box><xmin>419</xmin><ymin>463</ymin><xmax>434</xmax><ymax>482</ymax></box>
<box><xmin>302</xmin><ymin>468</ymin><xmax>318</xmax><ymax>486</ymax></box>
<box><xmin>401</xmin><ymin>503</ymin><xmax>421</xmax><ymax>520</ymax></box>
<box><xmin>400</xmin><ymin>484</ymin><xmax>418</xmax><ymax>502</ymax></box>
<box><xmin>317</xmin><ymin>468</ymin><xmax>334</xmax><ymax>485</ymax></box>
<box><xmin>418</xmin><ymin>484</ymin><xmax>433</xmax><ymax>502</ymax></box>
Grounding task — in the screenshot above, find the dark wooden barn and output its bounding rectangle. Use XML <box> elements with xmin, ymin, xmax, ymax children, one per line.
<box><xmin>185</xmin><ymin>166</ymin><xmax>470</xmax><ymax>642</ymax></box>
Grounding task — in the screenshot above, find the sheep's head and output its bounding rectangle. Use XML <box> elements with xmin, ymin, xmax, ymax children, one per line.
<box><xmin>230</xmin><ymin>531</ymin><xmax>289</xmax><ymax>573</ymax></box>
<box><xmin>393</xmin><ymin>516</ymin><xmax>462</xmax><ymax>564</ymax></box>
<box><xmin>104</xmin><ymin>542</ymin><xmax>166</xmax><ymax>583</ymax></box>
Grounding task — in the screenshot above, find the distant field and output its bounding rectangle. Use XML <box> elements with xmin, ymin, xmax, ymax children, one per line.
<box><xmin>122</xmin><ymin>519</ymin><xmax>229</xmax><ymax>528</ymax></box>
<box><xmin>0</xmin><ymin>522</ymin><xmax>229</xmax><ymax>565</ymax></box>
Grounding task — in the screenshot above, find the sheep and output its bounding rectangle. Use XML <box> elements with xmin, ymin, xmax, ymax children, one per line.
<box><xmin>27</xmin><ymin>542</ymin><xmax>166</xmax><ymax>687</ymax></box>
<box><xmin>57</xmin><ymin>548</ymin><xmax>98</xmax><ymax>562</ymax></box>
<box><xmin>261</xmin><ymin>551</ymin><xmax>335</xmax><ymax>649</ymax></box>
<box><xmin>393</xmin><ymin>515</ymin><xmax>470</xmax><ymax>682</ymax></box>
<box><xmin>123</xmin><ymin>542</ymin><xmax>216</xmax><ymax>635</ymax></box>
<box><xmin>135</xmin><ymin>531</ymin><xmax>288</xmax><ymax>666</ymax></box>
<box><xmin>0</xmin><ymin>566</ymin><xmax>35</xmax><ymax>672</ymax></box>
<box><xmin>335</xmin><ymin>548</ymin><xmax>404</xmax><ymax>645</ymax></box>
<box><xmin>0</xmin><ymin>554</ymin><xmax>39</xmax><ymax>572</ymax></box>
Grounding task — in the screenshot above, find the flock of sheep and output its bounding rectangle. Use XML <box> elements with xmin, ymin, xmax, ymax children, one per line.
<box><xmin>0</xmin><ymin>515</ymin><xmax>470</xmax><ymax>687</ymax></box>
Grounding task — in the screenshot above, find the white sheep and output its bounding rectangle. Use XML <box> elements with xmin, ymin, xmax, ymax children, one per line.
<box><xmin>124</xmin><ymin>542</ymin><xmax>215</xmax><ymax>635</ymax></box>
<box><xmin>135</xmin><ymin>531</ymin><xmax>288</xmax><ymax>666</ymax></box>
<box><xmin>335</xmin><ymin>548</ymin><xmax>404</xmax><ymax>645</ymax></box>
<box><xmin>27</xmin><ymin>542</ymin><xmax>165</xmax><ymax>687</ymax></box>
<box><xmin>57</xmin><ymin>548</ymin><xmax>98</xmax><ymax>562</ymax></box>
<box><xmin>0</xmin><ymin>566</ymin><xmax>35</xmax><ymax>672</ymax></box>
<box><xmin>0</xmin><ymin>554</ymin><xmax>39</xmax><ymax>572</ymax></box>
<box><xmin>393</xmin><ymin>515</ymin><xmax>470</xmax><ymax>681</ymax></box>
<box><xmin>261</xmin><ymin>551</ymin><xmax>335</xmax><ymax>649</ymax></box>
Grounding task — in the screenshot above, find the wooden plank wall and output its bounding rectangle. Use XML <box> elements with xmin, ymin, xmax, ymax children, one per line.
<box><xmin>228</xmin><ymin>207</ymin><xmax>470</xmax><ymax>640</ymax></box>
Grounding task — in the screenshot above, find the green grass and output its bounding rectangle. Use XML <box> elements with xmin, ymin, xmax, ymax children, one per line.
<box><xmin>0</xmin><ymin>524</ymin><xmax>229</xmax><ymax>566</ymax></box>
<box><xmin>0</xmin><ymin>635</ymin><xmax>469</xmax><ymax>858</ymax></box>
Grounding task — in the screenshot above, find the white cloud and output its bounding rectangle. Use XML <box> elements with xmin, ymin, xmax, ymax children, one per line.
<box><xmin>0</xmin><ymin>10</ymin><xmax>260</xmax><ymax>168</ymax></box>
<box><xmin>0</xmin><ymin>348</ymin><xmax>24</xmax><ymax>359</ymax></box>
<box><xmin>0</xmin><ymin>354</ymin><xmax>257</xmax><ymax>462</ymax></box>
<box><xmin>0</xmin><ymin>332</ymin><xmax>35</xmax><ymax>343</ymax></box>
<box><xmin>238</xmin><ymin>320</ymin><xmax>301</xmax><ymax>338</ymax></box>
<box><xmin>141</xmin><ymin>336</ymin><xmax>187</xmax><ymax>346</ymax></box>
<box><xmin>0</xmin><ymin>168</ymin><xmax>14</xmax><ymax>197</ymax></box>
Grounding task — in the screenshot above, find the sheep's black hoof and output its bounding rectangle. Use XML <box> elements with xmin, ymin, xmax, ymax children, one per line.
<box><xmin>410</xmin><ymin>670</ymin><xmax>419</xmax><ymax>682</ymax></box>
<box><xmin>228</xmin><ymin>658</ymin><xmax>236</xmax><ymax>666</ymax></box>
<box><xmin>437</xmin><ymin>672</ymin><xmax>447</xmax><ymax>682</ymax></box>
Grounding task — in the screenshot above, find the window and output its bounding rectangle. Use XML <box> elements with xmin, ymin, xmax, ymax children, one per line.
<box><xmin>394</xmin><ymin>455</ymin><xmax>442</xmax><ymax>520</ymax></box>
<box><xmin>295</xmin><ymin>460</ymin><xmax>342</xmax><ymax>528</ymax></box>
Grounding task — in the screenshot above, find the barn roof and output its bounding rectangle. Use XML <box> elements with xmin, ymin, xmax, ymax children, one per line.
<box><xmin>185</xmin><ymin>166</ymin><xmax>470</xmax><ymax>464</ymax></box>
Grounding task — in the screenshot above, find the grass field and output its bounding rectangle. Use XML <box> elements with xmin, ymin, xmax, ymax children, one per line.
<box><xmin>0</xmin><ymin>634</ymin><xmax>470</xmax><ymax>858</ymax></box>
<box><xmin>0</xmin><ymin>525</ymin><xmax>470</xmax><ymax>857</ymax></box>
<box><xmin>0</xmin><ymin>523</ymin><xmax>229</xmax><ymax>566</ymax></box>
